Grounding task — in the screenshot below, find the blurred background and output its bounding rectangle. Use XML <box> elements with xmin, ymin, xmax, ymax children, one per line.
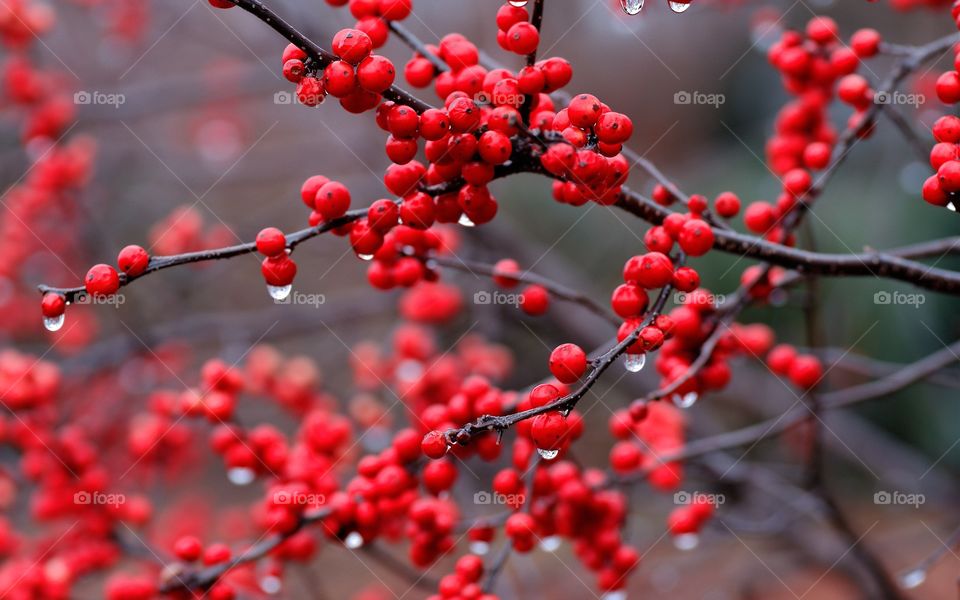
<box><xmin>5</xmin><ymin>0</ymin><xmax>960</xmax><ymax>597</ymax></box>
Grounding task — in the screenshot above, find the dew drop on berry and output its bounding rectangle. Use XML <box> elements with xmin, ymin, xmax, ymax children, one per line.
<box><xmin>668</xmin><ymin>1</ymin><xmax>691</xmax><ymax>13</ymax></box>
<box><xmin>508</xmin><ymin>0</ymin><xmax>528</xmax><ymax>5</ymax></box>
<box><xmin>469</xmin><ymin>541</ymin><xmax>490</xmax><ymax>555</ymax></box>
<box><xmin>344</xmin><ymin>531</ymin><xmax>365</xmax><ymax>549</ymax></box>
<box><xmin>948</xmin><ymin>202</ymin><xmax>957</xmax><ymax>212</ymax></box>
<box><xmin>260</xmin><ymin>575</ymin><xmax>282</xmax><ymax>594</ymax></box>
<box><xmin>227</xmin><ymin>467</ymin><xmax>256</xmax><ymax>486</ymax></box>
<box><xmin>267</xmin><ymin>284</ymin><xmax>292</xmax><ymax>301</ymax></box>
<box><xmin>539</xmin><ymin>536</ymin><xmax>562</xmax><ymax>552</ymax></box>
<box><xmin>458</xmin><ymin>214</ymin><xmax>476</xmax><ymax>227</ymax></box>
<box><xmin>601</xmin><ymin>592</ymin><xmax>627</xmax><ymax>600</ymax></box>
<box><xmin>536</xmin><ymin>447</ymin><xmax>559</xmax><ymax>460</ymax></box>
<box><xmin>671</xmin><ymin>392</ymin><xmax>698</xmax><ymax>409</ymax></box>
<box><xmin>620</xmin><ymin>0</ymin><xmax>643</xmax><ymax>14</ymax></box>
<box><xmin>673</xmin><ymin>532</ymin><xmax>699</xmax><ymax>551</ymax></box>
<box><xmin>357</xmin><ymin>253</ymin><xmax>374</xmax><ymax>261</ymax></box>
<box><xmin>900</xmin><ymin>569</ymin><xmax>926</xmax><ymax>589</ymax></box>
<box><xmin>623</xmin><ymin>353</ymin><xmax>646</xmax><ymax>373</ymax></box>
<box><xmin>43</xmin><ymin>314</ymin><xmax>65</xmax><ymax>332</ymax></box>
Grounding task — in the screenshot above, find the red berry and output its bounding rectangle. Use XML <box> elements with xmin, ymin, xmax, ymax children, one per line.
<box><xmin>520</xmin><ymin>284</ymin><xmax>549</xmax><ymax>315</ymax></box>
<box><xmin>937</xmin><ymin>71</ymin><xmax>960</xmax><ymax>105</ymax></box>
<box><xmin>567</xmin><ymin>93</ymin><xmax>602</xmax><ymax>128</ymax></box>
<box><xmin>549</xmin><ymin>343</ymin><xmax>587</xmax><ymax>384</ymax></box>
<box><xmin>506</xmin><ymin>22</ymin><xmax>539</xmax><ymax>55</ymax></box>
<box><xmin>332</xmin><ymin>29</ymin><xmax>373</xmax><ymax>64</ymax></box>
<box><xmin>117</xmin><ymin>245</ymin><xmax>149</xmax><ymax>277</ymax></box>
<box><xmin>492</xmin><ymin>258</ymin><xmax>521</xmax><ymax>288</ymax></box>
<box><xmin>41</xmin><ymin>293</ymin><xmax>65</xmax><ymax>318</ymax></box>
<box><xmin>255</xmin><ymin>228</ymin><xmax>286</xmax><ymax>257</ymax></box>
<box><xmin>315</xmin><ymin>181</ymin><xmax>352</xmax><ymax>220</ymax></box>
<box><xmin>624</xmin><ymin>252</ymin><xmax>673</xmax><ymax>289</ymax></box>
<box><xmin>851</xmin><ymin>28</ymin><xmax>881</xmax><ymax>58</ymax></box>
<box><xmin>530</xmin><ymin>412</ymin><xmax>568</xmax><ymax>452</ymax></box>
<box><xmin>610</xmin><ymin>283</ymin><xmax>648</xmax><ymax>318</ymax></box>
<box><xmin>678</xmin><ymin>219</ymin><xmax>714</xmax><ymax>257</ymax></box>
<box><xmin>261</xmin><ymin>255</ymin><xmax>297</xmax><ymax>286</ymax></box>
<box><xmin>788</xmin><ymin>354</ymin><xmax>823</xmax><ymax>389</ymax></box>
<box><xmin>174</xmin><ymin>536</ymin><xmax>203</xmax><ymax>562</ymax></box>
<box><xmin>85</xmin><ymin>264</ymin><xmax>120</xmax><ymax>296</ymax></box>
<box><xmin>323</xmin><ymin>61</ymin><xmax>358</xmax><ymax>97</ymax></box>
<box><xmin>357</xmin><ymin>55</ymin><xmax>395</xmax><ymax>92</ymax></box>
<box><xmin>421</xmin><ymin>430</ymin><xmax>448</xmax><ymax>459</ymax></box>
<box><xmin>713</xmin><ymin>192</ymin><xmax>740</xmax><ymax>218</ymax></box>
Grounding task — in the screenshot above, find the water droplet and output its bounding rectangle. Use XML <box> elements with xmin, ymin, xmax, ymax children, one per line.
<box><xmin>344</xmin><ymin>531</ymin><xmax>364</xmax><ymax>549</ymax></box>
<box><xmin>623</xmin><ymin>353</ymin><xmax>646</xmax><ymax>373</ymax></box>
<box><xmin>508</xmin><ymin>0</ymin><xmax>528</xmax><ymax>6</ymax></box>
<box><xmin>620</xmin><ymin>0</ymin><xmax>643</xmax><ymax>14</ymax></box>
<box><xmin>537</xmin><ymin>448</ymin><xmax>559</xmax><ymax>460</ymax></box>
<box><xmin>948</xmin><ymin>202</ymin><xmax>957</xmax><ymax>212</ymax></box>
<box><xmin>673</xmin><ymin>533</ymin><xmax>699</xmax><ymax>551</ymax></box>
<box><xmin>469</xmin><ymin>541</ymin><xmax>490</xmax><ymax>555</ymax></box>
<box><xmin>260</xmin><ymin>575</ymin><xmax>282</xmax><ymax>595</ymax></box>
<box><xmin>227</xmin><ymin>467</ymin><xmax>256</xmax><ymax>486</ymax></box>
<box><xmin>539</xmin><ymin>536</ymin><xmax>562</xmax><ymax>552</ymax></box>
<box><xmin>668</xmin><ymin>1</ymin><xmax>691</xmax><ymax>12</ymax></box>
<box><xmin>357</xmin><ymin>253</ymin><xmax>374</xmax><ymax>261</ymax></box>
<box><xmin>266</xmin><ymin>284</ymin><xmax>292</xmax><ymax>300</ymax></box>
<box><xmin>671</xmin><ymin>392</ymin><xmax>698</xmax><ymax>409</ymax></box>
<box><xmin>900</xmin><ymin>569</ymin><xmax>926</xmax><ymax>589</ymax></box>
<box><xmin>43</xmin><ymin>314</ymin><xmax>65</xmax><ymax>332</ymax></box>
<box><xmin>601</xmin><ymin>592</ymin><xmax>627</xmax><ymax>600</ymax></box>
<box><xmin>458</xmin><ymin>214</ymin><xmax>475</xmax><ymax>227</ymax></box>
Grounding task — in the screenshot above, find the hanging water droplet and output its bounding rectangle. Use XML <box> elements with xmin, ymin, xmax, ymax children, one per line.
<box><xmin>469</xmin><ymin>541</ymin><xmax>490</xmax><ymax>555</ymax></box>
<box><xmin>899</xmin><ymin>569</ymin><xmax>926</xmax><ymax>589</ymax></box>
<box><xmin>539</xmin><ymin>536</ymin><xmax>562</xmax><ymax>552</ymax></box>
<box><xmin>668</xmin><ymin>1</ymin><xmax>691</xmax><ymax>13</ymax></box>
<box><xmin>671</xmin><ymin>392</ymin><xmax>698</xmax><ymax>409</ymax></box>
<box><xmin>344</xmin><ymin>531</ymin><xmax>364</xmax><ymax>549</ymax></box>
<box><xmin>673</xmin><ymin>533</ymin><xmax>699</xmax><ymax>551</ymax></box>
<box><xmin>620</xmin><ymin>0</ymin><xmax>643</xmax><ymax>14</ymax></box>
<box><xmin>623</xmin><ymin>353</ymin><xmax>646</xmax><ymax>373</ymax></box>
<box><xmin>458</xmin><ymin>214</ymin><xmax>475</xmax><ymax>227</ymax></box>
<box><xmin>601</xmin><ymin>592</ymin><xmax>627</xmax><ymax>600</ymax></box>
<box><xmin>266</xmin><ymin>284</ymin><xmax>292</xmax><ymax>301</ymax></box>
<box><xmin>357</xmin><ymin>253</ymin><xmax>374</xmax><ymax>261</ymax></box>
<box><xmin>260</xmin><ymin>575</ymin><xmax>282</xmax><ymax>595</ymax></box>
<box><xmin>227</xmin><ymin>467</ymin><xmax>256</xmax><ymax>486</ymax></box>
<box><xmin>43</xmin><ymin>314</ymin><xmax>65</xmax><ymax>332</ymax></box>
<box><xmin>948</xmin><ymin>202</ymin><xmax>957</xmax><ymax>212</ymax></box>
<box><xmin>508</xmin><ymin>0</ymin><xmax>528</xmax><ymax>6</ymax></box>
<box><xmin>537</xmin><ymin>447</ymin><xmax>559</xmax><ymax>460</ymax></box>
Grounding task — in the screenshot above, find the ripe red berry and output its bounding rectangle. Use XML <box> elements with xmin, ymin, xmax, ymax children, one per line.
<box><xmin>567</xmin><ymin>93</ymin><xmax>602</xmax><ymax>129</ymax></box>
<box><xmin>300</xmin><ymin>175</ymin><xmax>329</xmax><ymax>209</ymax></box>
<box><xmin>41</xmin><ymin>293</ymin><xmax>65</xmax><ymax>318</ymax></box>
<box><xmin>937</xmin><ymin>71</ymin><xmax>960</xmax><ymax>104</ymax></box>
<box><xmin>282</xmin><ymin>58</ymin><xmax>305</xmax><ymax>83</ymax></box>
<box><xmin>357</xmin><ymin>55</ymin><xmax>396</xmax><ymax>92</ymax></box>
<box><xmin>315</xmin><ymin>181</ymin><xmax>352</xmax><ymax>220</ymax></box>
<box><xmin>296</xmin><ymin>77</ymin><xmax>325</xmax><ymax>106</ymax></box>
<box><xmin>332</xmin><ymin>29</ymin><xmax>373</xmax><ymax>64</ymax></box>
<box><xmin>520</xmin><ymin>284</ymin><xmax>549</xmax><ymax>315</ymax></box>
<box><xmin>419</xmin><ymin>108</ymin><xmax>450</xmax><ymax>141</ymax></box>
<box><xmin>506</xmin><ymin>22</ymin><xmax>539</xmax><ymax>55</ymax></box>
<box><xmin>367</xmin><ymin>199</ymin><xmax>399</xmax><ymax>232</ymax></box>
<box><xmin>713</xmin><ymin>192</ymin><xmax>740</xmax><ymax>218</ymax></box>
<box><xmin>255</xmin><ymin>227</ymin><xmax>287</xmax><ymax>257</ymax></box>
<box><xmin>261</xmin><ymin>255</ymin><xmax>297</xmax><ymax>286</ymax></box>
<box><xmin>478</xmin><ymin>130</ymin><xmax>512</xmax><ymax>165</ymax></box>
<box><xmin>624</xmin><ymin>252</ymin><xmax>673</xmax><ymax>289</ymax></box>
<box><xmin>671</xmin><ymin>266</ymin><xmax>700</xmax><ymax>293</ymax></box>
<box><xmin>492</xmin><ymin>258</ymin><xmax>521</xmax><ymax>288</ymax></box>
<box><xmin>595</xmin><ymin>112</ymin><xmax>633</xmax><ymax>144</ymax></box>
<box><xmin>496</xmin><ymin>3</ymin><xmax>528</xmax><ymax>31</ymax></box>
<box><xmin>549</xmin><ymin>343</ymin><xmax>587</xmax><ymax>383</ymax></box>
<box><xmin>788</xmin><ymin>354</ymin><xmax>823</xmax><ymax>389</ymax></box>
<box><xmin>677</xmin><ymin>219</ymin><xmax>714</xmax><ymax>257</ymax></box>
<box><xmin>117</xmin><ymin>245</ymin><xmax>149</xmax><ymax>277</ymax></box>
<box><xmin>610</xmin><ymin>283</ymin><xmax>648</xmax><ymax>318</ymax></box>
<box><xmin>421</xmin><ymin>430</ymin><xmax>449</xmax><ymax>459</ymax></box>
<box><xmin>85</xmin><ymin>264</ymin><xmax>120</xmax><ymax>296</ymax></box>
<box><xmin>323</xmin><ymin>61</ymin><xmax>358</xmax><ymax>97</ymax></box>
<box><xmin>851</xmin><ymin>28</ymin><xmax>881</xmax><ymax>58</ymax></box>
<box><xmin>530</xmin><ymin>412</ymin><xmax>568</xmax><ymax>452</ymax></box>
<box><xmin>174</xmin><ymin>536</ymin><xmax>203</xmax><ymax>562</ymax></box>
